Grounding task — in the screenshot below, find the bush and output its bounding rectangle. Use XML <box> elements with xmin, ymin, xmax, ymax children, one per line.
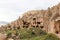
<box><xmin>20</xmin><ymin>28</ymin><xmax>32</xmax><ymax>39</ymax></box>
<box><xmin>4</xmin><ymin>27</ymin><xmax>60</xmax><ymax>40</ymax></box>
<box><xmin>6</xmin><ymin>30</ymin><xmax>12</xmax><ymax>38</ymax></box>
<box><xmin>21</xmin><ymin>34</ymin><xmax>60</xmax><ymax>40</ymax></box>
<box><xmin>44</xmin><ymin>34</ymin><xmax>60</xmax><ymax>40</ymax></box>
<box><xmin>39</xmin><ymin>30</ymin><xmax>47</xmax><ymax>35</ymax></box>
<box><xmin>20</xmin><ymin>28</ymin><xmax>47</xmax><ymax>39</ymax></box>
<box><xmin>29</xmin><ymin>28</ymin><xmax>47</xmax><ymax>36</ymax></box>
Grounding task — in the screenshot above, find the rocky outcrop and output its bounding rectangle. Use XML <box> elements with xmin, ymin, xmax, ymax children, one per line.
<box><xmin>0</xmin><ymin>3</ymin><xmax>60</xmax><ymax>38</ymax></box>
<box><xmin>0</xmin><ymin>33</ymin><xmax>7</xmax><ymax>40</ymax></box>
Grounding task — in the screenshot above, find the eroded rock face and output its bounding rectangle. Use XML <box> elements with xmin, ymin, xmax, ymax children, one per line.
<box><xmin>0</xmin><ymin>3</ymin><xmax>60</xmax><ymax>38</ymax></box>
<box><xmin>0</xmin><ymin>33</ymin><xmax>7</xmax><ymax>40</ymax></box>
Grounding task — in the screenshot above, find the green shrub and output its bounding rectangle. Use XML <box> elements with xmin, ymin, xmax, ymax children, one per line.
<box><xmin>39</xmin><ymin>30</ymin><xmax>47</xmax><ymax>35</ymax></box>
<box><xmin>44</xmin><ymin>34</ymin><xmax>60</xmax><ymax>40</ymax></box>
<box><xmin>4</xmin><ymin>27</ymin><xmax>60</xmax><ymax>40</ymax></box>
<box><xmin>20</xmin><ymin>28</ymin><xmax>47</xmax><ymax>39</ymax></box>
<box><xmin>29</xmin><ymin>28</ymin><xmax>47</xmax><ymax>36</ymax></box>
<box><xmin>20</xmin><ymin>28</ymin><xmax>31</xmax><ymax>39</ymax></box>
<box><xmin>21</xmin><ymin>34</ymin><xmax>60</xmax><ymax>40</ymax></box>
<box><xmin>6</xmin><ymin>30</ymin><xmax>12</xmax><ymax>38</ymax></box>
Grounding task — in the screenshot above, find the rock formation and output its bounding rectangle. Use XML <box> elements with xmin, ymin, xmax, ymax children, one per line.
<box><xmin>0</xmin><ymin>3</ymin><xmax>60</xmax><ymax>38</ymax></box>
<box><xmin>0</xmin><ymin>33</ymin><xmax>7</xmax><ymax>40</ymax></box>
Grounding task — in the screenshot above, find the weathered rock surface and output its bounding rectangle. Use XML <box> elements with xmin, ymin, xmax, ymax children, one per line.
<box><xmin>0</xmin><ymin>33</ymin><xmax>7</xmax><ymax>40</ymax></box>
<box><xmin>0</xmin><ymin>3</ymin><xmax>60</xmax><ymax>38</ymax></box>
<box><xmin>8</xmin><ymin>38</ymin><xmax>13</xmax><ymax>40</ymax></box>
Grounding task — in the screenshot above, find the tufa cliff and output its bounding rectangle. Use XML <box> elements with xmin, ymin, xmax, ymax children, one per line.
<box><xmin>0</xmin><ymin>3</ymin><xmax>60</xmax><ymax>38</ymax></box>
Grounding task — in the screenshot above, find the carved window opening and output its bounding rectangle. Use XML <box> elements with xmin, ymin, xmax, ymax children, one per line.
<box><xmin>37</xmin><ymin>22</ymin><xmax>41</xmax><ymax>24</ymax></box>
<box><xmin>23</xmin><ymin>22</ymin><xmax>26</xmax><ymax>25</ymax></box>
<box><xmin>36</xmin><ymin>25</ymin><xmax>39</xmax><ymax>27</ymax></box>
<box><xmin>25</xmin><ymin>26</ymin><xmax>28</xmax><ymax>28</ymax></box>
<box><xmin>23</xmin><ymin>26</ymin><xmax>25</xmax><ymax>28</ymax></box>
<box><xmin>23</xmin><ymin>25</ymin><xmax>28</xmax><ymax>28</ymax></box>
<box><xmin>17</xmin><ymin>27</ymin><xmax>20</xmax><ymax>29</ymax></box>
<box><xmin>55</xmin><ymin>31</ymin><xmax>59</xmax><ymax>34</ymax></box>
<box><xmin>32</xmin><ymin>26</ymin><xmax>35</xmax><ymax>27</ymax></box>
<box><xmin>33</xmin><ymin>18</ymin><xmax>36</xmax><ymax>20</ymax></box>
<box><xmin>40</xmin><ymin>26</ymin><xmax>44</xmax><ymax>29</ymax></box>
<box><xmin>8</xmin><ymin>25</ymin><xmax>11</xmax><ymax>28</ymax></box>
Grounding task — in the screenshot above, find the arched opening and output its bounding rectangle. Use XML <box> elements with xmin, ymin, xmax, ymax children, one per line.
<box><xmin>33</xmin><ymin>18</ymin><xmax>36</xmax><ymax>20</ymax></box>
<box><xmin>40</xmin><ymin>26</ymin><xmax>44</xmax><ymax>29</ymax></box>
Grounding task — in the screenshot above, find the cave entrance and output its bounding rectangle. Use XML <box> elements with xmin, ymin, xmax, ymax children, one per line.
<box><xmin>55</xmin><ymin>20</ymin><xmax>60</xmax><ymax>34</ymax></box>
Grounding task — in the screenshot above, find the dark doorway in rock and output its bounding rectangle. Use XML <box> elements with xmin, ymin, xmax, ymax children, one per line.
<box><xmin>23</xmin><ymin>26</ymin><xmax>25</xmax><ymax>28</ymax></box>
<box><xmin>37</xmin><ymin>22</ymin><xmax>41</xmax><ymax>24</ymax></box>
<box><xmin>55</xmin><ymin>31</ymin><xmax>59</xmax><ymax>34</ymax></box>
<box><xmin>25</xmin><ymin>26</ymin><xmax>28</xmax><ymax>28</ymax></box>
<box><xmin>33</xmin><ymin>18</ymin><xmax>36</xmax><ymax>20</ymax></box>
<box><xmin>40</xmin><ymin>26</ymin><xmax>44</xmax><ymax>29</ymax></box>
<box><xmin>36</xmin><ymin>25</ymin><xmax>39</xmax><ymax>27</ymax></box>
<box><xmin>32</xmin><ymin>26</ymin><xmax>35</xmax><ymax>28</ymax></box>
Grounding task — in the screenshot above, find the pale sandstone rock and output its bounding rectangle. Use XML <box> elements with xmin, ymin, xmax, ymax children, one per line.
<box><xmin>0</xmin><ymin>33</ymin><xmax>7</xmax><ymax>40</ymax></box>
<box><xmin>8</xmin><ymin>38</ymin><xmax>13</xmax><ymax>40</ymax></box>
<box><xmin>1</xmin><ymin>3</ymin><xmax>60</xmax><ymax>38</ymax></box>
